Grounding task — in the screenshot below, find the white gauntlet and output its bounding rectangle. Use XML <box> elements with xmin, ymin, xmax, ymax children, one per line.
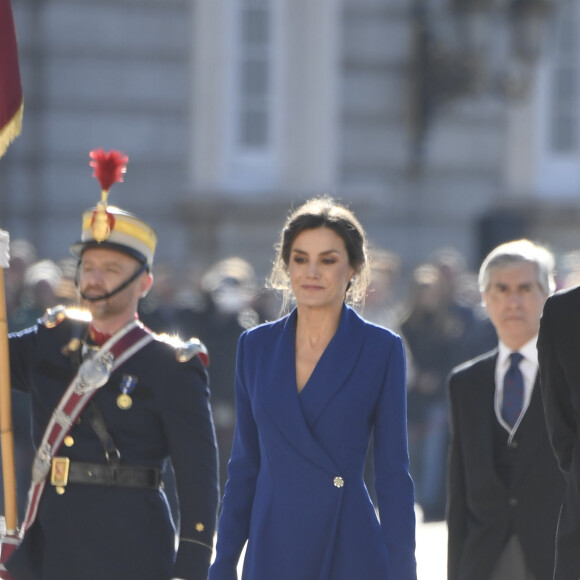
<box><xmin>0</xmin><ymin>230</ymin><xmax>9</xmax><ymax>268</ymax></box>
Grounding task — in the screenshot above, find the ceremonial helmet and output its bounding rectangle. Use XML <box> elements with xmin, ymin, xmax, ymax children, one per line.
<box><xmin>70</xmin><ymin>149</ymin><xmax>157</xmax><ymax>269</ymax></box>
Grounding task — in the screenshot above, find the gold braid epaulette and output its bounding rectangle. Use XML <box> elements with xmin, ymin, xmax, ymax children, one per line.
<box><xmin>155</xmin><ymin>333</ymin><xmax>210</xmax><ymax>367</ymax></box>
<box><xmin>41</xmin><ymin>305</ymin><xmax>92</xmax><ymax>329</ymax></box>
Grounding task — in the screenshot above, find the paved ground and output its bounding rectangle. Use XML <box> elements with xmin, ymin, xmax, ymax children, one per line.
<box><xmin>416</xmin><ymin>516</ymin><xmax>447</xmax><ymax>579</ymax></box>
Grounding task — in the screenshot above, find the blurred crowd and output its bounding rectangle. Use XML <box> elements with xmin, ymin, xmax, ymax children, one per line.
<box><xmin>4</xmin><ymin>237</ymin><xmax>580</xmax><ymax>524</ymax></box>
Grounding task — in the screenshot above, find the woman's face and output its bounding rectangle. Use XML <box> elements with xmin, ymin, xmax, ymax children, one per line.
<box><xmin>288</xmin><ymin>227</ymin><xmax>355</xmax><ymax>311</ymax></box>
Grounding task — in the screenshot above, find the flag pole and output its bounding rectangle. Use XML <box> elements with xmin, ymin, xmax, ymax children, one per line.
<box><xmin>0</xmin><ymin>266</ymin><xmax>17</xmax><ymax>534</ymax></box>
<box><xmin>0</xmin><ymin>0</ymin><xmax>23</xmax><ymax>536</ymax></box>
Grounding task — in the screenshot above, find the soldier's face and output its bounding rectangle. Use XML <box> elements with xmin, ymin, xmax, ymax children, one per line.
<box><xmin>78</xmin><ymin>247</ymin><xmax>151</xmax><ymax>321</ymax></box>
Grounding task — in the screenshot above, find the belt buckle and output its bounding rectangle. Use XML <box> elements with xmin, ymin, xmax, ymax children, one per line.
<box><xmin>50</xmin><ymin>457</ymin><xmax>70</xmax><ymax>491</ymax></box>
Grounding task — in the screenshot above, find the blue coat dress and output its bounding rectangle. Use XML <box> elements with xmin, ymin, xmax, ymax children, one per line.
<box><xmin>209</xmin><ymin>304</ymin><xmax>417</xmax><ymax>580</ymax></box>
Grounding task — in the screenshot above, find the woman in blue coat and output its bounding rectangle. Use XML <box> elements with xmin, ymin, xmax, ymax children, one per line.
<box><xmin>209</xmin><ymin>197</ymin><xmax>417</xmax><ymax>580</ymax></box>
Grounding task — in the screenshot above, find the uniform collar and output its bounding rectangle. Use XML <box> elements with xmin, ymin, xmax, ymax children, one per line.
<box><xmin>88</xmin><ymin>323</ymin><xmax>112</xmax><ymax>347</ymax></box>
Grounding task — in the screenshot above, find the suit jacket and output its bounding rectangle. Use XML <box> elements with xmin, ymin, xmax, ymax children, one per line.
<box><xmin>538</xmin><ymin>286</ymin><xmax>580</xmax><ymax>580</ymax></box>
<box><xmin>209</xmin><ymin>304</ymin><xmax>417</xmax><ymax>580</ymax></box>
<box><xmin>447</xmin><ymin>349</ymin><xmax>564</xmax><ymax>580</ymax></box>
<box><xmin>6</xmin><ymin>309</ymin><xmax>218</xmax><ymax>580</ymax></box>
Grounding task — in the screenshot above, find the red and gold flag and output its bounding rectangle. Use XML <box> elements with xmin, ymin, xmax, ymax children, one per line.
<box><xmin>0</xmin><ymin>0</ymin><xmax>23</xmax><ymax>158</ymax></box>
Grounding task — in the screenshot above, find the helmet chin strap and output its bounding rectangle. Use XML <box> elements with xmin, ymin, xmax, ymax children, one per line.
<box><xmin>76</xmin><ymin>262</ymin><xmax>148</xmax><ymax>302</ymax></box>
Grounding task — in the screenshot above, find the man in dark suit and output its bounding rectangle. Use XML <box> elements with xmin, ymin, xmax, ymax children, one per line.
<box><xmin>447</xmin><ymin>239</ymin><xmax>564</xmax><ymax>580</ymax></box>
<box><xmin>538</xmin><ymin>263</ymin><xmax>580</xmax><ymax>580</ymax></box>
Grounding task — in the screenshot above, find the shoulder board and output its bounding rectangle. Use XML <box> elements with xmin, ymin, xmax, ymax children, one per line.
<box><xmin>41</xmin><ymin>305</ymin><xmax>92</xmax><ymax>328</ymax></box>
<box><xmin>155</xmin><ymin>333</ymin><xmax>210</xmax><ymax>368</ymax></box>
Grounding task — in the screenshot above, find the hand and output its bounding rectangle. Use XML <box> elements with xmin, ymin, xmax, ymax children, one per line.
<box><xmin>0</xmin><ymin>230</ymin><xmax>9</xmax><ymax>269</ymax></box>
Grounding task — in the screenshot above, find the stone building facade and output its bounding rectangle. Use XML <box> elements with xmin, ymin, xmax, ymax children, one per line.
<box><xmin>1</xmin><ymin>0</ymin><xmax>577</xmax><ymax>288</ymax></box>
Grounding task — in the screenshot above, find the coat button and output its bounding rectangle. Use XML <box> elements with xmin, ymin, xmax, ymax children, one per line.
<box><xmin>509</xmin><ymin>497</ymin><xmax>518</xmax><ymax>507</ymax></box>
<box><xmin>333</xmin><ymin>476</ymin><xmax>344</xmax><ymax>488</ymax></box>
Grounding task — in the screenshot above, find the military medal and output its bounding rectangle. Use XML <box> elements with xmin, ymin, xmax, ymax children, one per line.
<box><xmin>117</xmin><ymin>374</ymin><xmax>137</xmax><ymax>410</ymax></box>
<box><xmin>117</xmin><ymin>393</ymin><xmax>132</xmax><ymax>409</ymax></box>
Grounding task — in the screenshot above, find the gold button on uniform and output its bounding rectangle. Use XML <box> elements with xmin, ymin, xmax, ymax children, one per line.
<box><xmin>64</xmin><ymin>435</ymin><xmax>74</xmax><ymax>447</ymax></box>
<box><xmin>333</xmin><ymin>476</ymin><xmax>344</xmax><ymax>488</ymax></box>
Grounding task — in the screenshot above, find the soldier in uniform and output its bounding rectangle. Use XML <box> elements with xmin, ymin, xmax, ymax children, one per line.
<box><xmin>0</xmin><ymin>150</ymin><xmax>218</xmax><ymax>580</ymax></box>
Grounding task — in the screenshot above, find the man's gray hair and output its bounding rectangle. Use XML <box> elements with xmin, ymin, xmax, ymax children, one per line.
<box><xmin>478</xmin><ymin>239</ymin><xmax>556</xmax><ymax>295</ymax></box>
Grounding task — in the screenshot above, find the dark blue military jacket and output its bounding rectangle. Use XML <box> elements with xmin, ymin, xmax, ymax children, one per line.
<box><xmin>6</xmin><ymin>308</ymin><xmax>218</xmax><ymax>580</ymax></box>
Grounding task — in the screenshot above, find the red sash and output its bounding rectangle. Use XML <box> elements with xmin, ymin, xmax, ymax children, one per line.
<box><xmin>0</xmin><ymin>319</ymin><xmax>153</xmax><ymax>577</ymax></box>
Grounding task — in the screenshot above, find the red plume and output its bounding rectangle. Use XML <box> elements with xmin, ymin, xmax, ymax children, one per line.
<box><xmin>89</xmin><ymin>149</ymin><xmax>129</xmax><ymax>192</ymax></box>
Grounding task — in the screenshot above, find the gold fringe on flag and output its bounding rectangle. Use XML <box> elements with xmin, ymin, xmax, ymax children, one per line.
<box><xmin>0</xmin><ymin>101</ymin><xmax>23</xmax><ymax>159</ymax></box>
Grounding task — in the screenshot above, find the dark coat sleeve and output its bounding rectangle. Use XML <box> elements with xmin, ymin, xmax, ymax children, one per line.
<box><xmin>537</xmin><ymin>294</ymin><xmax>577</xmax><ymax>476</ymax></box>
<box><xmin>158</xmin><ymin>347</ymin><xmax>219</xmax><ymax>580</ymax></box>
<box><xmin>8</xmin><ymin>322</ymin><xmax>40</xmax><ymax>393</ymax></box>
<box><xmin>373</xmin><ymin>335</ymin><xmax>417</xmax><ymax>579</ymax></box>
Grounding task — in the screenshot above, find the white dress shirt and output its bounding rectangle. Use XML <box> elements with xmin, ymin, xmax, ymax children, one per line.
<box><xmin>494</xmin><ymin>336</ymin><xmax>539</xmax><ymax>434</ymax></box>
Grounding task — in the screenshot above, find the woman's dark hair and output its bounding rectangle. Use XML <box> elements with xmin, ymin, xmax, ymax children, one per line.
<box><xmin>269</xmin><ymin>196</ymin><xmax>370</xmax><ymax>311</ymax></box>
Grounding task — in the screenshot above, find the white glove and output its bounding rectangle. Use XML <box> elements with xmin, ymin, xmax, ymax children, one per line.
<box><xmin>0</xmin><ymin>230</ymin><xmax>9</xmax><ymax>269</ymax></box>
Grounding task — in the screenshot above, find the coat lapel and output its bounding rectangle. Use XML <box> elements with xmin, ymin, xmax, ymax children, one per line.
<box><xmin>473</xmin><ymin>353</ymin><xmax>543</xmax><ymax>485</ymax></box>
<box><xmin>299</xmin><ymin>305</ymin><xmax>366</xmax><ymax>427</ymax></box>
<box><xmin>262</xmin><ymin>305</ymin><xmax>365</xmax><ymax>473</ymax></box>
<box><xmin>511</xmin><ymin>375</ymin><xmax>544</xmax><ymax>475</ymax></box>
<box><xmin>467</xmin><ymin>353</ymin><xmax>500</xmax><ymax>456</ymax></box>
